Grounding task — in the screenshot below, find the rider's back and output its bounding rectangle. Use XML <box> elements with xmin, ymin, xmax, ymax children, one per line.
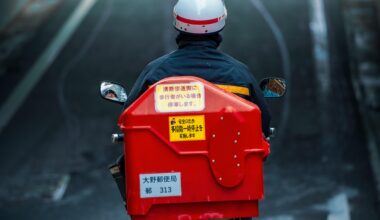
<box><xmin>125</xmin><ymin>34</ymin><xmax>271</xmax><ymax>136</ymax></box>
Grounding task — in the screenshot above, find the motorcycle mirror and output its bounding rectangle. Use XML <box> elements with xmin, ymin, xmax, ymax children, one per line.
<box><xmin>100</xmin><ymin>81</ymin><xmax>128</xmax><ymax>104</ymax></box>
<box><xmin>259</xmin><ymin>77</ymin><xmax>287</xmax><ymax>98</ymax></box>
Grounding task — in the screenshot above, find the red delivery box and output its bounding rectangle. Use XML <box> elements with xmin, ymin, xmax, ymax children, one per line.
<box><xmin>118</xmin><ymin>76</ymin><xmax>270</xmax><ymax>220</ymax></box>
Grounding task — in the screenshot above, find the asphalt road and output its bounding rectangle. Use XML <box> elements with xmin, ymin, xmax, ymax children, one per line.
<box><xmin>0</xmin><ymin>0</ymin><xmax>379</xmax><ymax>219</ymax></box>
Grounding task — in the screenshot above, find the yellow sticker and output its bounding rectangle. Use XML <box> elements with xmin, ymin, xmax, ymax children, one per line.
<box><xmin>155</xmin><ymin>82</ymin><xmax>205</xmax><ymax>113</ymax></box>
<box><xmin>169</xmin><ymin>115</ymin><xmax>206</xmax><ymax>142</ymax></box>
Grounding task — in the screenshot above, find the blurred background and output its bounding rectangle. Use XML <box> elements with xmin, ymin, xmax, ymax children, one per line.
<box><xmin>0</xmin><ymin>0</ymin><xmax>379</xmax><ymax>219</ymax></box>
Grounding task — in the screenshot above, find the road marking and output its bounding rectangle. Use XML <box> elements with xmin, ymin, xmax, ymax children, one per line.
<box><xmin>51</xmin><ymin>174</ymin><xmax>71</xmax><ymax>201</ymax></box>
<box><xmin>249</xmin><ymin>0</ymin><xmax>292</xmax><ymax>136</ymax></box>
<box><xmin>56</xmin><ymin>0</ymin><xmax>113</xmax><ymax>158</ymax></box>
<box><xmin>314</xmin><ymin>193</ymin><xmax>351</xmax><ymax>220</ymax></box>
<box><xmin>0</xmin><ymin>0</ymin><xmax>97</xmax><ymax>133</ymax></box>
<box><xmin>263</xmin><ymin>216</ymin><xmax>294</xmax><ymax>220</ymax></box>
<box><xmin>309</xmin><ymin>0</ymin><xmax>332</xmax><ymax>157</ymax></box>
<box><xmin>0</xmin><ymin>174</ymin><xmax>70</xmax><ymax>202</ymax></box>
<box><xmin>309</xmin><ymin>0</ymin><xmax>331</xmax><ymax>94</ymax></box>
<box><xmin>327</xmin><ymin>193</ymin><xmax>351</xmax><ymax>220</ymax></box>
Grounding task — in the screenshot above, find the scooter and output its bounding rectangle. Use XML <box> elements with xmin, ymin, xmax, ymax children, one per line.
<box><xmin>100</xmin><ymin>77</ymin><xmax>286</xmax><ymax>220</ymax></box>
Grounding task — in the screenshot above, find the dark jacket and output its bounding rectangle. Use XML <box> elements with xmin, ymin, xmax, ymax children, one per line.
<box><xmin>124</xmin><ymin>34</ymin><xmax>271</xmax><ymax>136</ymax></box>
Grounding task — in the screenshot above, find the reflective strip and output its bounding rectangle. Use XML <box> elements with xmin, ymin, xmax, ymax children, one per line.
<box><xmin>176</xmin><ymin>15</ymin><xmax>220</xmax><ymax>25</ymax></box>
<box><xmin>215</xmin><ymin>84</ymin><xmax>250</xmax><ymax>96</ymax></box>
<box><xmin>149</xmin><ymin>84</ymin><xmax>250</xmax><ymax>96</ymax></box>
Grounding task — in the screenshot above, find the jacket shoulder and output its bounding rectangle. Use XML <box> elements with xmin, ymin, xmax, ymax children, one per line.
<box><xmin>144</xmin><ymin>52</ymin><xmax>173</xmax><ymax>72</ymax></box>
<box><xmin>220</xmin><ymin>52</ymin><xmax>250</xmax><ymax>71</ymax></box>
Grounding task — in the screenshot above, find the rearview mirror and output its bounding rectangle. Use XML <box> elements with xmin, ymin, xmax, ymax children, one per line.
<box><xmin>100</xmin><ymin>81</ymin><xmax>128</xmax><ymax>104</ymax></box>
<box><xmin>260</xmin><ymin>78</ymin><xmax>287</xmax><ymax>98</ymax></box>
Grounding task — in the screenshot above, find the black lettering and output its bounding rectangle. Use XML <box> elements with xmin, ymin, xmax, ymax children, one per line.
<box><xmin>145</xmin><ymin>187</ymin><xmax>152</xmax><ymax>194</ymax></box>
<box><xmin>160</xmin><ymin>187</ymin><xmax>172</xmax><ymax>194</ymax></box>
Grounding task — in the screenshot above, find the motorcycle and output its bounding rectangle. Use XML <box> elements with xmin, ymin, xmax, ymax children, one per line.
<box><xmin>100</xmin><ymin>76</ymin><xmax>286</xmax><ymax>220</ymax></box>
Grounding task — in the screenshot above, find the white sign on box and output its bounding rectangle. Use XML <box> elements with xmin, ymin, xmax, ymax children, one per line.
<box><xmin>140</xmin><ymin>172</ymin><xmax>182</xmax><ymax>198</ymax></box>
<box><xmin>154</xmin><ymin>82</ymin><xmax>205</xmax><ymax>113</ymax></box>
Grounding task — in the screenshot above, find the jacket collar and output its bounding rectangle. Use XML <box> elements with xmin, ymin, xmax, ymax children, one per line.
<box><xmin>176</xmin><ymin>33</ymin><xmax>222</xmax><ymax>49</ymax></box>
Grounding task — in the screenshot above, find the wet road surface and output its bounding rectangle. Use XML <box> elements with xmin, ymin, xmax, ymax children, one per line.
<box><xmin>0</xmin><ymin>0</ymin><xmax>379</xmax><ymax>219</ymax></box>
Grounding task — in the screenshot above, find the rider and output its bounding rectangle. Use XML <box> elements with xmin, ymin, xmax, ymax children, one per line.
<box><xmin>124</xmin><ymin>0</ymin><xmax>271</xmax><ymax>137</ymax></box>
<box><xmin>113</xmin><ymin>0</ymin><xmax>272</xmax><ymax>210</ymax></box>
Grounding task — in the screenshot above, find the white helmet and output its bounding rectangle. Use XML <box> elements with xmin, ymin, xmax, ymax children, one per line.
<box><xmin>173</xmin><ymin>0</ymin><xmax>227</xmax><ymax>35</ymax></box>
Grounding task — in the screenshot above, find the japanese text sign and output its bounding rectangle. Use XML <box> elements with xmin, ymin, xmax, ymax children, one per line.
<box><xmin>140</xmin><ymin>172</ymin><xmax>182</xmax><ymax>198</ymax></box>
<box><xmin>169</xmin><ymin>115</ymin><xmax>205</xmax><ymax>142</ymax></box>
<box><xmin>155</xmin><ymin>82</ymin><xmax>205</xmax><ymax>113</ymax></box>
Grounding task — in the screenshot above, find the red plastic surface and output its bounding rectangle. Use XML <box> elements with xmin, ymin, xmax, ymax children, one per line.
<box><xmin>118</xmin><ymin>76</ymin><xmax>270</xmax><ymax>220</ymax></box>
